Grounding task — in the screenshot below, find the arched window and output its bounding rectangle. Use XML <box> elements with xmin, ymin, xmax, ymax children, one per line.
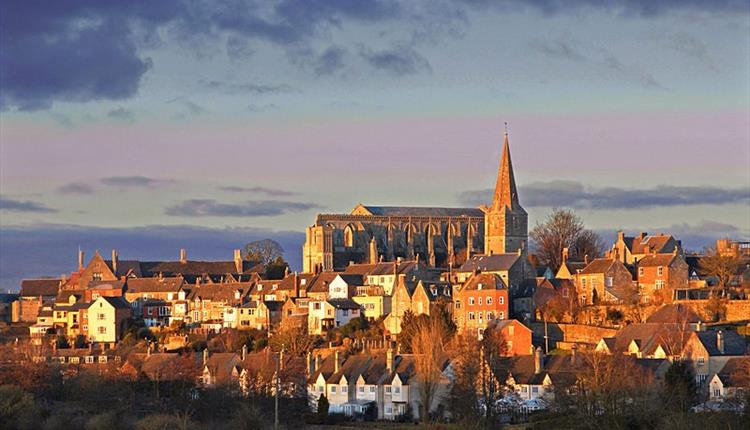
<box><xmin>344</xmin><ymin>225</ymin><xmax>355</xmax><ymax>247</ymax></box>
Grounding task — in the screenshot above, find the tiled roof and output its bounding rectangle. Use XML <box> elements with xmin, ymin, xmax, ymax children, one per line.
<box><xmin>187</xmin><ymin>282</ymin><xmax>252</xmax><ymax>302</ymax></box>
<box><xmin>646</xmin><ymin>304</ymin><xmax>702</xmax><ymax>324</ymax></box>
<box><xmin>637</xmin><ymin>253</ymin><xmax>678</xmax><ymax>267</ymax></box>
<box><xmin>458</xmin><ymin>254</ymin><xmax>520</xmax><ymax>273</ymax></box>
<box><xmin>126</xmin><ymin>277</ymin><xmax>184</xmax><ymax>293</ymax></box>
<box><xmin>461</xmin><ymin>273</ymin><xmax>507</xmax><ymax>291</ymax></box>
<box><xmin>716</xmin><ymin>357</ymin><xmax>750</xmax><ymax>387</ymax></box>
<box><xmin>20</xmin><ymin>279</ymin><xmax>61</xmax><ymax>297</ymax></box>
<box><xmin>579</xmin><ymin>258</ymin><xmax>615</xmax><ymax>275</ymax></box>
<box><xmin>356</xmin><ymin>206</ymin><xmax>484</xmax><ymax>218</ymax></box>
<box><xmin>102</xmin><ymin>296</ymin><xmax>131</xmax><ymax>309</ymax></box>
<box><xmin>204</xmin><ymin>352</ymin><xmax>241</xmax><ymax>383</ymax></box>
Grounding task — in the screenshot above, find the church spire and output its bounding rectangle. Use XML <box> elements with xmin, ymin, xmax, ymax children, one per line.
<box><xmin>491</xmin><ymin>127</ymin><xmax>519</xmax><ymax>210</ymax></box>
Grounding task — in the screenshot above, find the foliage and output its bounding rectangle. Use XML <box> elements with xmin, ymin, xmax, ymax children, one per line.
<box><xmin>530</xmin><ymin>208</ymin><xmax>604</xmax><ymax>272</ymax></box>
<box><xmin>0</xmin><ymin>385</ymin><xmax>37</xmax><ymax>430</ymax></box>
<box><xmin>264</xmin><ymin>256</ymin><xmax>289</xmax><ymax>280</ymax></box>
<box><xmin>243</xmin><ymin>239</ymin><xmax>285</xmax><ymax>264</ymax></box>
<box><xmin>134</xmin><ymin>414</ymin><xmax>192</xmax><ymax>430</ymax></box>
<box><xmin>698</xmin><ymin>246</ymin><xmax>740</xmax><ymax>292</ymax></box>
<box><xmin>605</xmin><ymin>308</ymin><xmax>624</xmax><ymax>324</ymax></box>
<box><xmin>55</xmin><ymin>334</ymin><xmax>69</xmax><ymax>349</ymax></box>
<box><xmin>663</xmin><ymin>360</ymin><xmax>697</xmax><ymax>412</ymax></box>
<box><xmin>317</xmin><ymin>394</ymin><xmax>329</xmax><ymax>418</ymax></box>
<box><xmin>399</xmin><ymin>306</ymin><xmax>456</xmax><ymax>354</ymax></box>
<box><xmin>225</xmin><ymin>404</ymin><xmax>267</xmax><ymax>430</ymax></box>
<box><xmin>269</xmin><ymin>320</ymin><xmax>314</xmax><ymax>356</ymax></box>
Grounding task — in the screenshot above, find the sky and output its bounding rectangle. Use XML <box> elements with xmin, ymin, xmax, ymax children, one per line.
<box><xmin>1</xmin><ymin>0</ymin><xmax>749</xmax><ymax>290</ymax></box>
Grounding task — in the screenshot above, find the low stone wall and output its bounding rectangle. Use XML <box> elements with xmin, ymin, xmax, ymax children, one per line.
<box><xmin>672</xmin><ymin>299</ymin><xmax>750</xmax><ymax>322</ymax></box>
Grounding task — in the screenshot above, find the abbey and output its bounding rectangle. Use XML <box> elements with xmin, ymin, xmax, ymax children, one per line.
<box><xmin>302</xmin><ymin>131</ymin><xmax>528</xmax><ymax>273</ymax></box>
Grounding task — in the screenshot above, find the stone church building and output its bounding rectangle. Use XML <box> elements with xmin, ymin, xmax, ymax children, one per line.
<box><xmin>302</xmin><ymin>132</ymin><xmax>528</xmax><ymax>273</ymax></box>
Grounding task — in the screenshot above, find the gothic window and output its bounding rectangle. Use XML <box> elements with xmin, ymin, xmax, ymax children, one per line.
<box><xmin>344</xmin><ymin>225</ymin><xmax>355</xmax><ymax>247</ymax></box>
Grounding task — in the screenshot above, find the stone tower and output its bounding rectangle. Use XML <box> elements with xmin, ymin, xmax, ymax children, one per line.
<box><xmin>481</xmin><ymin>130</ymin><xmax>528</xmax><ymax>255</ymax></box>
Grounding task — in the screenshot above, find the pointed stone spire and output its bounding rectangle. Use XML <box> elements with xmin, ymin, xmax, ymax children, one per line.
<box><xmin>491</xmin><ymin>128</ymin><xmax>520</xmax><ymax>210</ymax></box>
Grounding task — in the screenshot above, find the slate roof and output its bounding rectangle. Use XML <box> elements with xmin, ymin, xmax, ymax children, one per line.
<box><xmin>355</xmin><ymin>206</ymin><xmax>484</xmax><ymax>218</ymax></box>
<box><xmin>102</xmin><ymin>296</ymin><xmax>130</xmax><ymax>309</ymax></box>
<box><xmin>637</xmin><ymin>253</ymin><xmax>678</xmax><ymax>267</ymax></box>
<box><xmin>610</xmin><ymin>323</ymin><xmax>692</xmax><ymax>356</ymax></box>
<box><xmin>88</xmin><ymin>280</ymin><xmax>126</xmax><ymax>290</ymax></box>
<box><xmin>19</xmin><ymin>279</ymin><xmax>61</xmax><ymax>297</ymax></box>
<box><xmin>716</xmin><ymin>357</ymin><xmax>750</xmax><ymax>387</ymax></box>
<box><xmin>695</xmin><ymin>331</ymin><xmax>747</xmax><ymax>356</ymax></box>
<box><xmin>458</xmin><ymin>254</ymin><xmax>520</xmax><ymax>273</ymax></box>
<box><xmin>327</xmin><ymin>298</ymin><xmax>361</xmax><ymax>310</ymax></box>
<box><xmin>187</xmin><ymin>282</ymin><xmax>252</xmax><ymax>302</ymax></box>
<box><xmin>630</xmin><ymin>234</ymin><xmax>675</xmax><ymax>254</ymax></box>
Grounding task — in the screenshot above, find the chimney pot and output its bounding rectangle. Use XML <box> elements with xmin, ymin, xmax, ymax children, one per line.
<box><xmin>717</xmin><ymin>330</ymin><xmax>725</xmax><ymax>354</ymax></box>
<box><xmin>534</xmin><ymin>346</ymin><xmax>543</xmax><ymax>374</ymax></box>
<box><xmin>334</xmin><ymin>350</ymin><xmax>340</xmax><ymax>373</ymax></box>
<box><xmin>179</xmin><ymin>249</ymin><xmax>187</xmax><ymax>264</ymax></box>
<box><xmin>78</xmin><ymin>249</ymin><xmax>85</xmax><ymax>271</ymax></box>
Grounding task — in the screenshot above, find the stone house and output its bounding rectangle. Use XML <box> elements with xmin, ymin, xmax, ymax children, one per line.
<box><xmin>186</xmin><ymin>281</ymin><xmax>251</xmax><ymax>326</ymax></box>
<box><xmin>708</xmin><ymin>357</ymin><xmax>749</xmax><ymax>400</ymax></box>
<box><xmin>18</xmin><ymin>278</ymin><xmax>61</xmax><ymax>322</ymax></box>
<box><xmin>680</xmin><ymin>329</ymin><xmax>747</xmax><ymax>386</ymax></box>
<box><xmin>352</xmin><ymin>285</ymin><xmax>391</xmax><ymax>322</ymax></box>
<box><xmin>614</xmin><ymin>231</ymin><xmax>682</xmax><ymax>265</ymax></box>
<box><xmin>124</xmin><ymin>277</ymin><xmax>185</xmax><ymax>316</ymax></box>
<box><xmin>307</xmin><ymin>298</ymin><xmax>362</xmax><ymax>335</ymax></box>
<box><xmin>87</xmin><ymin>296</ymin><xmax>131</xmax><ymax>345</ymax></box>
<box><xmin>487</xmin><ymin>319</ymin><xmax>533</xmax><ymax>356</ymax></box>
<box><xmin>573</xmin><ymin>258</ymin><xmax>634</xmax><ymax>305</ymax></box>
<box><xmin>236</xmin><ymin>300</ymin><xmax>283</xmax><ymax>331</ymax></box>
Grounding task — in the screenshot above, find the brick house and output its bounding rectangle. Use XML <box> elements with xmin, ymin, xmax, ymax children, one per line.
<box><xmin>18</xmin><ymin>278</ymin><xmax>61</xmax><ymax>322</ymax></box>
<box><xmin>454</xmin><ymin>273</ymin><xmax>509</xmax><ymax>339</ymax></box>
<box><xmin>635</xmin><ymin>252</ymin><xmax>688</xmax><ymax>304</ymax></box>
<box><xmin>486</xmin><ymin>319</ymin><xmax>533</xmax><ymax>356</ymax></box>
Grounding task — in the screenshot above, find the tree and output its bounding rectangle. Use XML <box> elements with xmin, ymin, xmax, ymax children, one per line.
<box><xmin>663</xmin><ymin>360</ymin><xmax>697</xmax><ymax>412</ymax></box>
<box><xmin>317</xmin><ymin>394</ymin><xmax>329</xmax><ymax>418</ymax></box>
<box><xmin>530</xmin><ymin>208</ymin><xmax>603</xmax><ymax>272</ymax></box>
<box><xmin>264</xmin><ymin>256</ymin><xmax>289</xmax><ymax>280</ymax></box>
<box><xmin>399</xmin><ymin>307</ymin><xmax>456</xmax><ymax>354</ymax></box>
<box><xmin>410</xmin><ymin>316</ymin><xmax>450</xmax><ymax>424</ymax></box>
<box><xmin>269</xmin><ymin>321</ymin><xmax>314</xmax><ymax>356</ymax></box>
<box><xmin>478</xmin><ymin>327</ymin><xmax>508</xmax><ymax>427</ymax></box>
<box><xmin>244</xmin><ymin>239</ymin><xmax>284</xmax><ymax>264</ymax></box>
<box><xmin>698</xmin><ymin>247</ymin><xmax>740</xmax><ymax>294</ymax></box>
<box><xmin>447</xmin><ymin>335</ymin><xmax>482</xmax><ymax>428</ymax></box>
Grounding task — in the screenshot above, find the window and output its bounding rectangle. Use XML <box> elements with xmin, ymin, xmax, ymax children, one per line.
<box><xmin>342</xmin><ymin>386</ymin><xmax>348</xmax><ymax>393</ymax></box>
<box><xmin>508</xmin><ymin>340</ymin><xmax>513</xmax><ymax>350</ymax></box>
<box><xmin>509</xmin><ymin>325</ymin><xmax>514</xmax><ymax>335</ymax></box>
<box><xmin>385</xmin><ymin>386</ymin><xmax>391</xmax><ymax>394</ymax></box>
<box><xmin>394</xmin><ymin>386</ymin><xmax>400</xmax><ymax>394</ymax></box>
<box><xmin>655</xmin><ymin>280</ymin><xmax>665</xmax><ymax>290</ymax></box>
<box><xmin>478</xmin><ymin>297</ymin><xmax>483</xmax><ymax>305</ymax></box>
<box><xmin>358</xmin><ymin>386</ymin><xmax>364</xmax><ymax>393</ymax></box>
<box><xmin>499</xmin><ymin>297</ymin><xmax>504</xmax><ymax>305</ymax></box>
<box><xmin>487</xmin><ymin>312</ymin><xmax>494</xmax><ymax>320</ymax></box>
<box><xmin>468</xmin><ymin>312</ymin><xmax>475</xmax><ymax>320</ymax></box>
<box><xmin>98</xmin><ymin>326</ymin><xmax>106</xmax><ymax>334</ymax></box>
<box><xmin>606</xmin><ymin>277</ymin><xmax>613</xmax><ymax>287</ymax></box>
<box><xmin>468</xmin><ymin>297</ymin><xmax>475</xmax><ymax>306</ymax></box>
<box><xmin>697</xmin><ymin>357</ymin><xmax>705</xmax><ymax>366</ymax></box>
<box><xmin>487</xmin><ymin>297</ymin><xmax>493</xmax><ymax>305</ymax></box>
<box><xmin>455</xmin><ymin>300</ymin><xmax>461</xmax><ymax>309</ymax></box>
<box><xmin>318</xmin><ymin>385</ymin><xmax>324</xmax><ymax>392</ymax></box>
<box><xmin>331</xmin><ymin>386</ymin><xmax>337</xmax><ymax>393</ymax></box>
<box><xmin>478</xmin><ymin>311</ymin><xmax>483</xmax><ymax>322</ymax></box>
<box><xmin>638</xmin><ymin>267</ymin><xmax>644</xmax><ymax>277</ymax></box>
<box><xmin>499</xmin><ymin>311</ymin><xmax>505</xmax><ymax>319</ymax></box>
<box><xmin>370</xmin><ymin>386</ymin><xmax>375</xmax><ymax>393</ymax></box>
<box><xmin>532</xmin><ymin>386</ymin><xmax>539</xmax><ymax>394</ymax></box>
<box><xmin>85</xmin><ymin>356</ymin><xmax>94</xmax><ymax>364</ymax></box>
<box><xmin>97</xmin><ymin>313</ymin><xmax>106</xmax><ymax>321</ymax></box>
<box><xmin>581</xmin><ymin>278</ymin><xmax>587</xmax><ymax>288</ymax></box>
<box><xmin>714</xmin><ymin>389</ymin><xmax>721</xmax><ymax>398</ymax></box>
<box><xmin>385</xmin><ymin>406</ymin><xmax>393</xmax><ymax>415</ymax></box>
<box><xmin>657</xmin><ymin>266</ymin><xmax>664</xmax><ymax>276</ymax></box>
<box><xmin>313</xmin><ymin>302</ymin><xmax>321</xmax><ymax>310</ymax></box>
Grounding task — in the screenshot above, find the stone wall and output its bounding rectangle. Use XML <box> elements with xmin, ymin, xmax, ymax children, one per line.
<box><xmin>531</xmin><ymin>322</ymin><xmax>618</xmax><ymax>350</ymax></box>
<box><xmin>673</xmin><ymin>299</ymin><xmax>750</xmax><ymax>322</ymax></box>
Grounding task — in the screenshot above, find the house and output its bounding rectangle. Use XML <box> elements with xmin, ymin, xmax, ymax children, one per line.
<box><xmin>680</xmin><ymin>330</ymin><xmax>748</xmax><ymax>385</ymax></box>
<box><xmin>84</xmin><ymin>280</ymin><xmax>126</xmax><ymax>302</ymax></box>
<box><xmin>556</xmin><ymin>248</ymin><xmax>588</xmax><ymax>280</ymax></box>
<box><xmin>708</xmin><ymin>357</ymin><xmax>749</xmax><ymax>400</ymax></box>
<box><xmin>124</xmin><ymin>277</ymin><xmax>185</xmax><ymax>316</ymax></box>
<box><xmin>614</xmin><ymin>231</ymin><xmax>682</xmax><ymax>265</ymax></box>
<box><xmin>202</xmin><ymin>351</ymin><xmax>242</xmax><ymax>387</ymax></box>
<box><xmin>344</xmin><ymin>259</ymin><xmax>433</xmax><ymax>296</ymax></box>
<box><xmin>0</xmin><ymin>293</ymin><xmax>18</xmax><ymax>322</ymax></box>
<box><xmin>456</xmin><ymin>252</ymin><xmax>533</xmax><ymax>297</ymax></box>
<box><xmin>142</xmin><ymin>300</ymin><xmax>173</xmax><ymax>328</ymax></box>
<box><xmin>635</xmin><ymin>252</ymin><xmax>688</xmax><ymax>304</ymax></box>
<box><xmin>187</xmin><ymin>282</ymin><xmax>251</xmax><ymax>326</ymax></box>
<box><xmin>454</xmin><ymin>273</ymin><xmax>509</xmax><ymax>339</ymax></box>
<box><xmin>533</xmin><ymin>278</ymin><xmax>576</xmax><ymax>320</ymax></box>
<box><xmin>17</xmin><ymin>278</ymin><xmax>61</xmax><ymax>322</ymax></box>
<box><xmin>280</xmin><ymin>296</ymin><xmax>311</xmax><ymax>329</ymax></box>
<box><xmin>236</xmin><ymin>300</ymin><xmax>283</xmax><ymax>331</ymax></box>
<box><xmin>486</xmin><ymin>319</ymin><xmax>533</xmax><ymax>356</ymax></box>
<box><xmin>307</xmin><ymin>299</ymin><xmax>362</xmax><ymax>335</ymax></box>
<box><xmin>352</xmin><ymin>285</ymin><xmax>391</xmax><ymax>321</ymax></box>
<box><xmin>595</xmin><ymin>323</ymin><xmax>692</xmax><ymax>359</ymax></box>
<box><xmin>573</xmin><ymin>258</ymin><xmax>634</xmax><ymax>305</ymax></box>
<box><xmin>308</xmin><ymin>348</ymin><xmax>451</xmax><ymax>421</ymax></box>
<box><xmin>87</xmin><ymin>296</ymin><xmax>131</xmax><ymax>344</ymax></box>
<box><xmin>383</xmin><ymin>276</ymin><xmax>419</xmax><ymax>335</ymax></box>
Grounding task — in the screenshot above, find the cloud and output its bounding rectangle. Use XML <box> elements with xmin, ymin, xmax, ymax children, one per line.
<box><xmin>247</xmin><ymin>103</ymin><xmax>279</xmax><ymax>112</ymax></box>
<box><xmin>165</xmin><ymin>199</ymin><xmax>322</xmax><ymax>217</ymax></box>
<box><xmin>359</xmin><ymin>44</ymin><xmax>432</xmax><ymax>76</ymax></box>
<box><xmin>166</xmin><ymin>96</ymin><xmax>208</xmax><ymax>115</ymax></box>
<box><xmin>218</xmin><ymin>186</ymin><xmax>298</xmax><ymax>196</ymax></box>
<box><xmin>199</xmin><ymin>80</ymin><xmax>296</xmax><ymax>94</ymax></box>
<box><xmin>458</xmin><ymin>180</ymin><xmax>750</xmax><ymax>209</ymax></box>
<box><xmin>314</xmin><ymin>45</ymin><xmax>349</xmax><ymax>76</ymax></box>
<box><xmin>100</xmin><ymin>176</ymin><xmax>173</xmax><ymax>188</ymax></box>
<box><xmin>0</xmin><ymin>223</ymin><xmax>305</xmax><ymax>291</ymax></box>
<box><xmin>461</xmin><ymin>0</ymin><xmax>748</xmax><ymax>17</ymax></box>
<box><xmin>0</xmin><ymin>196</ymin><xmax>57</xmax><ymax>213</ymax></box>
<box><xmin>669</xmin><ymin>33</ymin><xmax>717</xmax><ymax>71</ymax></box>
<box><xmin>529</xmin><ymin>39</ymin><xmax>587</xmax><ymax>62</ymax></box>
<box><xmin>57</xmin><ymin>183</ymin><xmax>96</xmax><ymax>195</ymax></box>
<box><xmin>601</xmin><ymin>53</ymin><xmax>664</xmax><ymax>89</ymax></box>
<box><xmin>107</xmin><ymin>107</ymin><xmax>135</xmax><ymax>122</ymax></box>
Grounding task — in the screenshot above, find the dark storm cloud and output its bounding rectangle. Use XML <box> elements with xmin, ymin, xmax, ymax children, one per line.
<box><xmin>100</xmin><ymin>176</ymin><xmax>173</xmax><ymax>188</ymax></box>
<box><xmin>0</xmin><ymin>196</ymin><xmax>57</xmax><ymax>213</ymax></box>
<box><xmin>2</xmin><ymin>0</ymin><xmax>743</xmax><ymax>110</ymax></box>
<box><xmin>57</xmin><ymin>183</ymin><xmax>96</xmax><ymax>195</ymax></box>
<box><xmin>165</xmin><ymin>199</ymin><xmax>322</xmax><ymax>217</ymax></box>
<box><xmin>0</xmin><ymin>223</ymin><xmax>305</xmax><ymax>291</ymax></box>
<box><xmin>458</xmin><ymin>181</ymin><xmax>750</xmax><ymax>209</ymax></box>
<box><xmin>359</xmin><ymin>45</ymin><xmax>432</xmax><ymax>76</ymax></box>
<box><xmin>218</xmin><ymin>186</ymin><xmax>298</xmax><ymax>196</ymax></box>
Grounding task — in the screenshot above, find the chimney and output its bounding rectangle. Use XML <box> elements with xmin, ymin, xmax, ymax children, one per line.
<box><xmin>293</xmin><ymin>272</ymin><xmax>299</xmax><ymax>298</ymax></box>
<box><xmin>717</xmin><ymin>330</ymin><xmax>725</xmax><ymax>354</ymax></box>
<box><xmin>562</xmin><ymin>247</ymin><xmax>569</xmax><ymax>263</ymax></box>
<box><xmin>334</xmin><ymin>350</ymin><xmax>340</xmax><ymax>373</ymax></box>
<box><xmin>203</xmin><ymin>348</ymin><xmax>209</xmax><ymax>366</ymax></box>
<box><xmin>315</xmin><ymin>354</ymin><xmax>322</xmax><ymax>372</ymax></box>
<box><xmin>179</xmin><ymin>248</ymin><xmax>187</xmax><ymax>264</ymax></box>
<box><xmin>147</xmin><ymin>342</ymin><xmax>152</xmax><ymax>357</ymax></box>
<box><xmin>284</xmin><ymin>266</ymin><xmax>290</xmax><ymax>278</ymax></box>
<box><xmin>517</xmin><ymin>247</ymin><xmax>522</xmax><ymax>256</ymax></box>
<box><xmin>234</xmin><ymin>249</ymin><xmax>243</xmax><ymax>273</ymax></box>
<box><xmin>617</xmin><ymin>230</ymin><xmax>624</xmax><ymax>242</ymax></box>
<box><xmin>584</xmin><ymin>254</ymin><xmax>589</xmax><ymax>265</ymax></box>
<box><xmin>242</xmin><ymin>344</ymin><xmax>247</xmax><ymax>361</ymax></box>
<box><xmin>570</xmin><ymin>345</ymin><xmax>577</xmax><ymax>365</ymax></box>
<box><xmin>673</xmin><ymin>246</ymin><xmax>678</xmax><ymax>256</ymax></box>
<box><xmin>369</xmin><ymin>237</ymin><xmax>378</xmax><ymax>265</ymax></box>
<box><xmin>387</xmin><ymin>346</ymin><xmax>394</xmax><ymax>372</ymax></box>
<box><xmin>639</xmin><ymin>232</ymin><xmax>647</xmax><ymax>240</ymax></box>
<box><xmin>88</xmin><ymin>342</ymin><xmax>93</xmax><ymax>354</ymax></box>
<box><xmin>78</xmin><ymin>249</ymin><xmax>85</xmax><ymax>271</ymax></box>
<box><xmin>111</xmin><ymin>249</ymin><xmax>119</xmax><ymax>275</ymax></box>
<box><xmin>534</xmin><ymin>346</ymin><xmax>543</xmax><ymax>374</ymax></box>
<box><xmin>696</xmin><ymin>320</ymin><xmax>703</xmax><ymax>332</ymax></box>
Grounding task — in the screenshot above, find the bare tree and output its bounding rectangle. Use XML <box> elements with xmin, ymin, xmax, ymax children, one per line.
<box><xmin>479</xmin><ymin>327</ymin><xmax>507</xmax><ymax>426</ymax></box>
<box><xmin>243</xmin><ymin>239</ymin><xmax>284</xmax><ymax>264</ymax></box>
<box><xmin>530</xmin><ymin>208</ymin><xmax>603</xmax><ymax>272</ymax></box>
<box><xmin>699</xmin><ymin>247</ymin><xmax>740</xmax><ymax>295</ymax></box>
<box><xmin>410</xmin><ymin>316</ymin><xmax>449</xmax><ymax>425</ymax></box>
<box><xmin>447</xmin><ymin>335</ymin><xmax>482</xmax><ymax>428</ymax></box>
